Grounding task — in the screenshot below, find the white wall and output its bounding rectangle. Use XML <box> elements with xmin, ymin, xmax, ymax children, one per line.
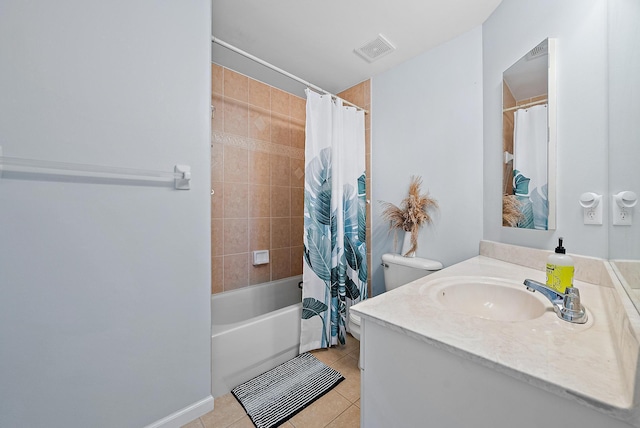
<box><xmin>371</xmin><ymin>27</ymin><xmax>484</xmax><ymax>296</ymax></box>
<box><xmin>0</xmin><ymin>2</ymin><xmax>212</xmax><ymax>427</ymax></box>
<box><xmin>483</xmin><ymin>0</ymin><xmax>609</xmax><ymax>258</ymax></box>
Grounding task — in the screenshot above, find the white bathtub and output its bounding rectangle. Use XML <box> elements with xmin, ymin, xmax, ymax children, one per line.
<box><xmin>211</xmin><ymin>275</ymin><xmax>302</xmax><ymax>398</ymax></box>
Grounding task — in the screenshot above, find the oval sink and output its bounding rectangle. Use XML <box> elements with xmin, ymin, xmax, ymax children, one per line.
<box><xmin>426</xmin><ymin>277</ymin><xmax>549</xmax><ymax>322</ymax></box>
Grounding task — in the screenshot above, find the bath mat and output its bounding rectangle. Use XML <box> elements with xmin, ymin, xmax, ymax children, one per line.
<box><xmin>231</xmin><ymin>352</ymin><xmax>344</xmax><ymax>428</ymax></box>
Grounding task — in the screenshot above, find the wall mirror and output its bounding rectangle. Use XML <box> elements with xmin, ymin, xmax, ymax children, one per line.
<box><xmin>502</xmin><ymin>38</ymin><xmax>556</xmax><ymax>230</ymax></box>
<box><xmin>608</xmin><ymin>0</ymin><xmax>640</xmax><ymax>313</ymax></box>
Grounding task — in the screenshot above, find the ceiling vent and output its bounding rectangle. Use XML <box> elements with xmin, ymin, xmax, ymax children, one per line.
<box><xmin>354</xmin><ymin>34</ymin><xmax>396</xmax><ymax>63</ymax></box>
<box><xmin>526</xmin><ymin>41</ymin><xmax>548</xmax><ymax>61</ymax></box>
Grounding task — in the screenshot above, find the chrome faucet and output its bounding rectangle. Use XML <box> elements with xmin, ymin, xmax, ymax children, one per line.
<box><xmin>523</xmin><ymin>279</ymin><xmax>588</xmax><ymax>324</ymax></box>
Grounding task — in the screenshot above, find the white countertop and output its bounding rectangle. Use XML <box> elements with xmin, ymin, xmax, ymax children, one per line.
<box><xmin>351</xmin><ymin>255</ymin><xmax>634</xmax><ymax>413</ymax></box>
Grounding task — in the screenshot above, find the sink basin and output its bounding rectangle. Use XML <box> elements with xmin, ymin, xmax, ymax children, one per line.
<box><xmin>424</xmin><ymin>277</ymin><xmax>549</xmax><ymax>322</ymax></box>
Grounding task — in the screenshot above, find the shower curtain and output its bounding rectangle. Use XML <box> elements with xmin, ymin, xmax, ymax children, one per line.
<box><xmin>513</xmin><ymin>105</ymin><xmax>549</xmax><ymax>230</ymax></box>
<box><xmin>300</xmin><ymin>89</ymin><xmax>367</xmax><ymax>353</ymax></box>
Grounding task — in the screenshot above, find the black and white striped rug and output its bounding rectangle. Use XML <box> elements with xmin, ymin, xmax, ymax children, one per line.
<box><xmin>231</xmin><ymin>352</ymin><xmax>344</xmax><ymax>428</ymax></box>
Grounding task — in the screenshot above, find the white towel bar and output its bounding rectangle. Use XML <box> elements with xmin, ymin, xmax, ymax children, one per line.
<box><xmin>0</xmin><ymin>155</ymin><xmax>191</xmax><ymax>190</ymax></box>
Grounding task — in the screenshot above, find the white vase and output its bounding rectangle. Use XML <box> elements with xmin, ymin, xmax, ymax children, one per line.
<box><xmin>401</xmin><ymin>231</ymin><xmax>416</xmax><ymax>257</ymax></box>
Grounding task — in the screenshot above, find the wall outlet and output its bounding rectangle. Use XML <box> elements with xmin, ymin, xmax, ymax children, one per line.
<box><xmin>583</xmin><ymin>204</ymin><xmax>602</xmax><ymax>225</ymax></box>
<box><xmin>612</xmin><ymin>204</ymin><xmax>633</xmax><ymax>226</ymax></box>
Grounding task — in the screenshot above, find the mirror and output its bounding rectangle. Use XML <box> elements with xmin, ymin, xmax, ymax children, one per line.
<box><xmin>502</xmin><ymin>39</ymin><xmax>556</xmax><ymax>230</ymax></box>
<box><xmin>608</xmin><ymin>0</ymin><xmax>640</xmax><ymax>312</ymax></box>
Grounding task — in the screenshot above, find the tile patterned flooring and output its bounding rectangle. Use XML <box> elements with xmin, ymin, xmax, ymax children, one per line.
<box><xmin>183</xmin><ymin>335</ymin><xmax>361</xmax><ymax>428</ymax></box>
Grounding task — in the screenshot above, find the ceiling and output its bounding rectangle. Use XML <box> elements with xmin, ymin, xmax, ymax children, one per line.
<box><xmin>212</xmin><ymin>0</ymin><xmax>503</xmax><ymax>98</ymax></box>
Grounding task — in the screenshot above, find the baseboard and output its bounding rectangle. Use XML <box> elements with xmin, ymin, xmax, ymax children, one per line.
<box><xmin>144</xmin><ymin>395</ymin><xmax>214</xmax><ymax>428</ymax></box>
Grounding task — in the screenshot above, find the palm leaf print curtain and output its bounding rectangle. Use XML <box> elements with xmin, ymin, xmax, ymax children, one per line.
<box><xmin>300</xmin><ymin>89</ymin><xmax>367</xmax><ymax>353</ymax></box>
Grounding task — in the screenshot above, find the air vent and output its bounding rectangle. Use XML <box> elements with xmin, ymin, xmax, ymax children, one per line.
<box><xmin>526</xmin><ymin>41</ymin><xmax>548</xmax><ymax>60</ymax></box>
<box><xmin>354</xmin><ymin>34</ymin><xmax>396</xmax><ymax>63</ymax></box>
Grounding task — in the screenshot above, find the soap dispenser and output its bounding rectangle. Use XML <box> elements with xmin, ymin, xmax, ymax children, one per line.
<box><xmin>546</xmin><ymin>237</ymin><xmax>575</xmax><ymax>294</ymax></box>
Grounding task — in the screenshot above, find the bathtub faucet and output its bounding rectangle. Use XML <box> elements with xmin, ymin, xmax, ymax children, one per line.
<box><xmin>522</xmin><ymin>279</ymin><xmax>588</xmax><ymax>324</ymax></box>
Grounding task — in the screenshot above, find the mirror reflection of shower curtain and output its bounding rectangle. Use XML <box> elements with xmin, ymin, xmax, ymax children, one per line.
<box><xmin>300</xmin><ymin>89</ymin><xmax>367</xmax><ymax>353</ymax></box>
<box><xmin>513</xmin><ymin>105</ymin><xmax>548</xmax><ymax>230</ymax></box>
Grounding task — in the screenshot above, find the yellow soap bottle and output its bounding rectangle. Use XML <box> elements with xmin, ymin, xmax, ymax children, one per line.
<box><xmin>546</xmin><ymin>237</ymin><xmax>574</xmax><ymax>294</ymax></box>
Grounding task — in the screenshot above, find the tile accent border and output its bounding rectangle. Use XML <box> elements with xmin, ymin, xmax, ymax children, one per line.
<box><xmin>212</xmin><ymin>130</ymin><xmax>304</xmax><ymax>160</ymax></box>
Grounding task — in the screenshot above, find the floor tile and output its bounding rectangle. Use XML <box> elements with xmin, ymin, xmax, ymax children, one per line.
<box><xmin>330</xmin><ymin>355</ymin><xmax>361</xmax><ymax>403</ymax></box>
<box><xmin>289</xmin><ymin>389</ymin><xmax>351</xmax><ymax>428</ymax></box>
<box><xmin>201</xmin><ymin>393</ymin><xmax>246</xmax><ymax>428</ymax></box>
<box><xmin>184</xmin><ymin>336</ymin><xmax>363</xmax><ymax>428</ymax></box>
<box><xmin>181</xmin><ymin>418</ymin><xmax>204</xmax><ymax>428</ymax></box>
<box><xmin>228</xmin><ymin>415</ymin><xmax>257</xmax><ymax>428</ymax></box>
<box><xmin>325</xmin><ymin>405</ymin><xmax>360</xmax><ymax>428</ymax></box>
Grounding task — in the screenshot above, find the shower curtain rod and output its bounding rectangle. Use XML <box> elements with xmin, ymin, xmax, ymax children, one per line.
<box><xmin>211</xmin><ymin>36</ymin><xmax>368</xmax><ymax>114</ymax></box>
<box><xmin>502</xmin><ymin>98</ymin><xmax>548</xmax><ymax>113</ymax></box>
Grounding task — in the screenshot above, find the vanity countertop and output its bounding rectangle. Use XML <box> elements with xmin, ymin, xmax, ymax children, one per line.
<box><xmin>351</xmin><ymin>255</ymin><xmax>636</xmax><ymax>414</ymax></box>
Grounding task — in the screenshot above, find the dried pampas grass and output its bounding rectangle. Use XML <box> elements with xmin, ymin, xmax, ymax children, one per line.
<box><xmin>502</xmin><ymin>195</ymin><xmax>524</xmax><ymax>227</ymax></box>
<box><xmin>380</xmin><ymin>176</ymin><xmax>438</xmax><ymax>257</ymax></box>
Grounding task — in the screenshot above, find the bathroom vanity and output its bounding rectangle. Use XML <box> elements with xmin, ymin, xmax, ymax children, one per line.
<box><xmin>351</xmin><ymin>241</ymin><xmax>640</xmax><ymax>428</ymax></box>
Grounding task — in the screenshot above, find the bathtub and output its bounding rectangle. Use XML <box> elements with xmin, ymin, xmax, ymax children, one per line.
<box><xmin>211</xmin><ymin>275</ymin><xmax>303</xmax><ymax>398</ymax></box>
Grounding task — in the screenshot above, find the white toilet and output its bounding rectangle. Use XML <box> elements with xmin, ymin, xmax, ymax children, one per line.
<box><xmin>348</xmin><ymin>253</ymin><xmax>443</xmax><ymax>341</ymax></box>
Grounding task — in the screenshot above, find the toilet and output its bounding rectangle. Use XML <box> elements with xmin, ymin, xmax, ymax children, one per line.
<box><xmin>348</xmin><ymin>253</ymin><xmax>443</xmax><ymax>341</ymax></box>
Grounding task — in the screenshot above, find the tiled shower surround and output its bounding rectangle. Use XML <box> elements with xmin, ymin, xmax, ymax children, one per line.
<box><xmin>211</xmin><ymin>63</ymin><xmax>371</xmax><ymax>295</ymax></box>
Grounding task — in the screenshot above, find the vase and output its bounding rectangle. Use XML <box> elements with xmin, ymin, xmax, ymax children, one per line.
<box><xmin>401</xmin><ymin>231</ymin><xmax>416</xmax><ymax>257</ymax></box>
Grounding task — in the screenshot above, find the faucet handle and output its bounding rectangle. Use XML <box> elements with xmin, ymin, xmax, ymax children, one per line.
<box><xmin>560</xmin><ymin>287</ymin><xmax>588</xmax><ymax>324</ymax></box>
<box><xmin>564</xmin><ymin>287</ymin><xmax>582</xmax><ymax>311</ymax></box>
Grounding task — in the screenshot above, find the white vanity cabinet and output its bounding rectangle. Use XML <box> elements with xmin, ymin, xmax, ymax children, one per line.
<box><xmin>359</xmin><ymin>318</ymin><xmax>634</xmax><ymax>428</ymax></box>
<box><xmin>352</xmin><ymin>244</ymin><xmax>640</xmax><ymax>428</ymax></box>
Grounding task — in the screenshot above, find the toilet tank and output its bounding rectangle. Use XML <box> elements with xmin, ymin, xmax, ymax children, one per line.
<box><xmin>381</xmin><ymin>253</ymin><xmax>443</xmax><ymax>291</ymax></box>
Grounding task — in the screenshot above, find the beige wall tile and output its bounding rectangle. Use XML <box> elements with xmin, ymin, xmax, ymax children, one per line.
<box><xmin>223</xmin><ymin>183</ymin><xmax>248</xmax><ymax>218</ymax></box>
<box><xmin>212</xmin><ymin>67</ymin><xmax>337</xmax><ymax>293</ymax></box>
<box><xmin>339</xmin><ymin>83</ymin><xmax>365</xmax><ymax>109</ymax></box>
<box><xmin>270</xmin><ymin>154</ymin><xmax>290</xmax><ymax>187</ymax></box>
<box><xmin>211</xmin><ymin>219</ymin><xmax>223</xmax><ymax>257</ymax></box>
<box><xmin>211</xmin><ymin>63</ymin><xmax>223</xmax><ymax>95</ymax></box>
<box><xmin>291</xmin><ymin>186</ymin><xmax>304</xmax><ymax>217</ymax></box>
<box><xmin>249</xmin><ymin>264</ymin><xmax>271</xmax><ymax>285</ymax></box>
<box><xmin>365</xmin><ymin>110</ymin><xmax>371</xmax><ymax>132</ymax></box>
<box><xmin>363</xmin><ymin>79</ymin><xmax>371</xmax><ymax>106</ymax></box>
<box><xmin>223</xmin><ymin>253</ymin><xmax>249</xmax><ymax>291</ymax></box>
<box><xmin>290</xmin><ymin>118</ymin><xmax>305</xmax><ymax>149</ymax></box>
<box><xmin>271</xmin><ymin>248</ymin><xmax>291</xmax><ymax>280</ymax></box>
<box><xmin>290</xmin><ymin>95</ymin><xmax>306</xmax><ymax>121</ymax></box>
<box><xmin>249</xmin><ymin>217</ymin><xmax>271</xmax><ymax>251</ymax></box>
<box><xmin>211</xmin><ymin>181</ymin><xmax>224</xmax><ymax>219</ymax></box>
<box><xmin>211</xmin><ymin>256</ymin><xmax>223</xmax><ymax>294</ymax></box>
<box><xmin>290</xmin><ymin>216</ymin><xmax>304</xmax><ymax>247</ymax></box>
<box><xmin>271</xmin><ymin>88</ymin><xmax>290</xmax><ymax>116</ymax></box>
<box><xmin>223</xmin><ymin>145</ymin><xmax>248</xmax><ymax>183</ymax></box>
<box><xmin>271</xmin><ymin>115</ymin><xmax>291</xmax><ymax>146</ymax></box>
<box><xmin>249</xmin><ymin>150</ymin><xmax>270</xmax><ymax>185</ymax></box>
<box><xmin>211</xmin><ymin>143</ymin><xmax>224</xmax><ymax>182</ymax></box>
<box><xmin>271</xmin><ymin>217</ymin><xmax>291</xmax><ymax>249</ymax></box>
<box><xmin>223</xmin><ymin>69</ymin><xmax>248</xmax><ymax>102</ymax></box>
<box><xmin>212</xmin><ymin>94</ymin><xmax>224</xmax><ymax>132</ymax></box>
<box><xmin>223</xmin><ymin>98</ymin><xmax>248</xmax><ymax>137</ymax></box>
<box><xmin>271</xmin><ymin>186</ymin><xmax>291</xmax><ymax>217</ymax></box>
<box><xmin>291</xmin><ymin>245</ymin><xmax>304</xmax><ymax>276</ymax></box>
<box><xmin>249</xmin><ymin>106</ymin><xmax>271</xmax><ymax>142</ymax></box>
<box><xmin>223</xmin><ymin>218</ymin><xmax>248</xmax><ymax>255</ymax></box>
<box><xmin>290</xmin><ymin>157</ymin><xmax>305</xmax><ymax>187</ymax></box>
<box><xmin>248</xmin><ymin>79</ymin><xmax>271</xmax><ymax>110</ymax></box>
<box><xmin>249</xmin><ymin>184</ymin><xmax>270</xmax><ymax>218</ymax></box>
